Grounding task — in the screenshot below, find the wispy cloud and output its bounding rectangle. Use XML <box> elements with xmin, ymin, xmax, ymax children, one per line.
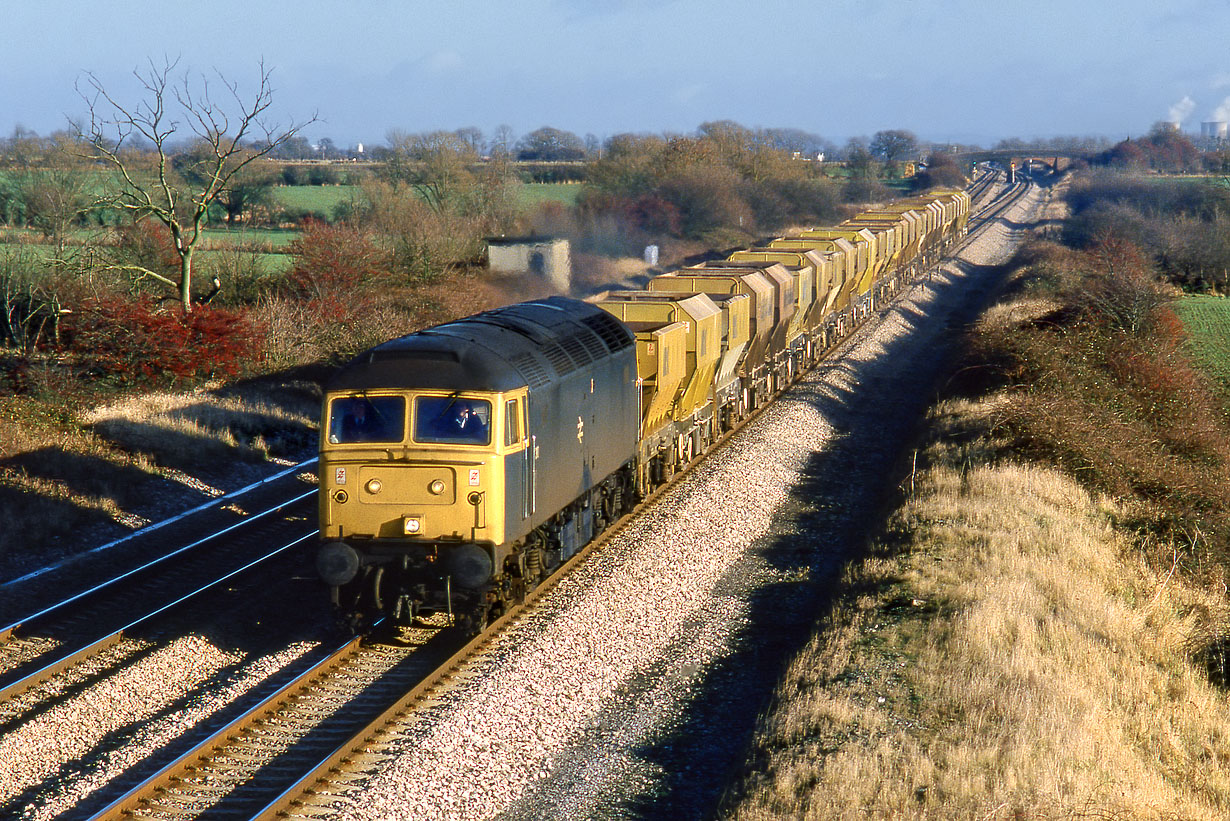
<box><xmin>425</xmin><ymin>50</ymin><xmax>464</xmax><ymax>74</ymax></box>
<box><xmin>1213</xmin><ymin>96</ymin><xmax>1230</xmax><ymax>123</ymax></box>
<box><xmin>673</xmin><ymin>83</ymin><xmax>706</xmax><ymax>105</ymax></box>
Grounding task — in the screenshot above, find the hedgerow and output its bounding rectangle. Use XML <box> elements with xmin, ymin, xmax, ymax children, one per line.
<box><xmin>965</xmin><ymin>238</ymin><xmax>1230</xmax><ymax>567</ymax></box>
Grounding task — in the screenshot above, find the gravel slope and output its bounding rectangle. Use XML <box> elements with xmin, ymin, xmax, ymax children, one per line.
<box><xmin>325</xmin><ymin>179</ymin><xmax>1047</xmax><ymax>821</ymax></box>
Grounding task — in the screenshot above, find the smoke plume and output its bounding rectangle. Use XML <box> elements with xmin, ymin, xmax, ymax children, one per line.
<box><xmin>1168</xmin><ymin>95</ymin><xmax>1197</xmax><ymax>124</ymax></box>
<box><xmin>1213</xmin><ymin>96</ymin><xmax>1230</xmax><ymax>123</ymax></box>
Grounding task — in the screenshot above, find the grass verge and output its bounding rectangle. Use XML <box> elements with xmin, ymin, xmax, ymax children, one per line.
<box><xmin>723</xmin><ymin>238</ymin><xmax>1230</xmax><ymax>818</ymax></box>
<box><xmin>724</xmin><ymin>396</ymin><xmax>1230</xmax><ymax>819</ymax></box>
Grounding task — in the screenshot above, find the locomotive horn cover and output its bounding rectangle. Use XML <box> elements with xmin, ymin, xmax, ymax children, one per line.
<box><xmin>448</xmin><ymin>544</ymin><xmax>495</xmax><ymax>589</ymax></box>
<box><xmin>316</xmin><ymin>541</ymin><xmax>361</xmax><ymax>586</ymax></box>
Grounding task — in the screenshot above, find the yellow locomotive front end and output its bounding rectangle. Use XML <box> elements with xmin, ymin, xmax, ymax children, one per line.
<box><xmin>317</xmin><ymin>387</ymin><xmax>531</xmax><ymax>627</ymax></box>
<box><xmin>319</xmin><ymin>390</ymin><xmax>526</xmax><ymax>547</ymax></box>
<box><xmin>313</xmin><ymin>296</ymin><xmax>641</xmax><ymax>635</ymax></box>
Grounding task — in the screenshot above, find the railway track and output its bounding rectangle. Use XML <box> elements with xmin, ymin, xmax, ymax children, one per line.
<box><xmin>964</xmin><ymin>175</ymin><xmax>1032</xmax><ymax>237</ymax></box>
<box><xmin>966</xmin><ymin>167</ymin><xmax>998</xmax><ymax>205</ymax></box>
<box><xmin>69</xmin><ymin>175</ymin><xmax>1032</xmax><ymax>821</ymax></box>
<box><xmin>0</xmin><ymin>473</ymin><xmax>318</xmax><ymax>716</ymax></box>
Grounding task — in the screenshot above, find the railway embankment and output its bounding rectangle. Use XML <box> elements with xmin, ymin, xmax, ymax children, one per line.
<box><xmin>723</xmin><ymin>184</ymin><xmax>1230</xmax><ymax>818</ymax></box>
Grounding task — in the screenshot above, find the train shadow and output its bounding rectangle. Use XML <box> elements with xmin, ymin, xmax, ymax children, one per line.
<box><xmin>88</xmin><ymin>418</ymin><xmax>270</xmax><ymax>474</ymax></box>
<box><xmin>539</xmin><ymin>257</ymin><xmax>1013</xmax><ymax>818</ymax></box>
<box><xmin>161</xmin><ymin>402</ymin><xmax>318</xmax><ymax>459</ymax></box>
<box><xmin>3</xmin><ymin>446</ymin><xmax>191</xmax><ymax>512</ymax></box>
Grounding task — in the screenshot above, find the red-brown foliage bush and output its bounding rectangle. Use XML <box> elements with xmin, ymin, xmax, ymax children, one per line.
<box><xmin>1072</xmin><ymin>233</ymin><xmax>1171</xmax><ymax>337</ymax></box>
<box><xmin>63</xmin><ymin>295</ymin><xmax>264</xmax><ymax>388</ymax></box>
<box><xmin>286</xmin><ymin>220</ymin><xmax>389</xmax><ymax>319</ymax></box>
<box><xmin>966</xmin><ymin>240</ymin><xmax>1230</xmax><ymax>563</ymax></box>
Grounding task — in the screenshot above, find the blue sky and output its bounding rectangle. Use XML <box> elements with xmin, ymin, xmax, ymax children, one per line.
<box><xmin>2</xmin><ymin>0</ymin><xmax>1228</xmax><ymax>148</ymax></box>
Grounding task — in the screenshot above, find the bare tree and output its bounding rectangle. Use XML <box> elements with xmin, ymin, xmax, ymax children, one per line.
<box><xmin>869</xmin><ymin>129</ymin><xmax>918</xmax><ymax>166</ymax></box>
<box><xmin>490</xmin><ymin>124</ymin><xmax>516</xmax><ymax>160</ymax></box>
<box><xmin>383</xmin><ymin>130</ymin><xmax>479</xmax><ymax>215</ymax></box>
<box><xmin>77</xmin><ymin>58</ymin><xmax>314</xmax><ymax>311</ymax></box>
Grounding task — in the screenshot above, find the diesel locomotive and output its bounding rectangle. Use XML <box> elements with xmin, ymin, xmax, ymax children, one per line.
<box><xmin>314</xmin><ymin>188</ymin><xmax>971</xmax><ymax>632</ymax></box>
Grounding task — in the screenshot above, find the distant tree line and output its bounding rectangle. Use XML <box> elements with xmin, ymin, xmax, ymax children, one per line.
<box><xmin>1063</xmin><ymin>170</ymin><xmax>1230</xmax><ymax>293</ymax></box>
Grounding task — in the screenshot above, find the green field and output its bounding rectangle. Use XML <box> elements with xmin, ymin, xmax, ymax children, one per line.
<box><xmin>516</xmin><ymin>182</ymin><xmax>583</xmax><ymax>208</ymax></box>
<box><xmin>1176</xmin><ymin>294</ymin><xmax>1230</xmax><ymax>399</ymax></box>
<box><xmin>272</xmin><ymin>185</ymin><xmax>363</xmax><ymax>215</ymax></box>
<box><xmin>272</xmin><ymin>181</ymin><xmax>581</xmax><ymax>213</ymax></box>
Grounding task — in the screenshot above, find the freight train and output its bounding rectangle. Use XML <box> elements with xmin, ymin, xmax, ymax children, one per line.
<box><xmin>314</xmin><ymin>188</ymin><xmax>971</xmax><ymax>632</ymax></box>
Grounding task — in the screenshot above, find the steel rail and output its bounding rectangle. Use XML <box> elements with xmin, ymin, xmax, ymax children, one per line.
<box><xmin>0</xmin><ymin>489</ymin><xmax>316</xmax><ymax>644</ymax></box>
<box><xmin>0</xmin><ymin>458</ymin><xmax>319</xmax><ymax>591</ymax></box>
<box><xmin>86</xmin><ymin>629</ymin><xmax>366</xmax><ymax>821</ymax></box>
<box><xmin>0</xmin><ymin>531</ymin><xmax>315</xmax><ymax>706</ymax></box>
<box><xmin>962</xmin><ymin>177</ymin><xmax>1032</xmax><ymax>241</ymax></box>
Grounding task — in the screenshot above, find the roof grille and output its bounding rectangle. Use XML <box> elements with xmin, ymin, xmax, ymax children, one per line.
<box><xmin>559</xmin><ymin>334</ymin><xmax>593</xmax><ymax>367</ymax></box>
<box><xmin>541</xmin><ymin>342</ymin><xmax>577</xmax><ymax>375</ymax></box>
<box><xmin>575</xmin><ymin>327</ymin><xmax>609</xmax><ymax>361</ymax></box>
<box><xmin>581</xmin><ymin>313</ymin><xmax>633</xmax><ymax>351</ymax></box>
<box><xmin>509</xmin><ymin>353</ymin><xmax>551</xmax><ymax>388</ymax></box>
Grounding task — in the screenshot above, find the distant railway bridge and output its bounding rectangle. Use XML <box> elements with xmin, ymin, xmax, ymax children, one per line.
<box><xmin>952</xmin><ymin>148</ymin><xmax>1095</xmax><ymax>174</ymax></box>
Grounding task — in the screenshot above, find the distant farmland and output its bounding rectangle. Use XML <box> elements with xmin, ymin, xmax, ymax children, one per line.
<box><xmin>271</xmin><ymin>181</ymin><xmax>581</xmax><ymax>216</ymax></box>
<box><xmin>1176</xmin><ymin>294</ymin><xmax>1230</xmax><ymax>403</ymax></box>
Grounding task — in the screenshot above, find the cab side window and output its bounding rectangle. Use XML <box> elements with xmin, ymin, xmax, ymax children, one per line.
<box><xmin>505</xmin><ymin>398</ymin><xmax>521</xmax><ymax>446</ymax></box>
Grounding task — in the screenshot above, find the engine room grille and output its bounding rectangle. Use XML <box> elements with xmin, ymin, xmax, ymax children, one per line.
<box><xmin>559</xmin><ymin>334</ymin><xmax>594</xmax><ymax>367</ymax></box>
<box><xmin>540</xmin><ymin>342</ymin><xmax>577</xmax><ymax>376</ymax></box>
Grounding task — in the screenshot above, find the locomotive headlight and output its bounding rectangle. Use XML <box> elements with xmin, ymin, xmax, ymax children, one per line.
<box><xmin>403</xmin><ymin>516</ymin><xmax>423</xmax><ymax>535</ymax></box>
<box><xmin>429</xmin><ymin>479</ymin><xmax>446</xmax><ymax>495</ymax></box>
<box><xmin>365</xmin><ymin>478</ymin><xmax>383</xmax><ymax>495</ymax></box>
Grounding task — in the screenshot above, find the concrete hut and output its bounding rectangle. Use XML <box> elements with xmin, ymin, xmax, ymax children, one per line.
<box><xmin>486</xmin><ymin>236</ymin><xmax>572</xmax><ymax>292</ymax></box>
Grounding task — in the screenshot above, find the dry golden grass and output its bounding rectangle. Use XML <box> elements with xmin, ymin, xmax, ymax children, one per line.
<box><xmin>725</xmin><ymin>396</ymin><xmax>1230</xmax><ymax>820</ymax></box>
<box><xmin>0</xmin><ymin>375</ymin><xmax>323</xmax><ymax>575</ymax></box>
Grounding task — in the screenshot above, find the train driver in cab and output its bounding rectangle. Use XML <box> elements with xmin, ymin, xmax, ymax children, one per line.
<box><xmin>435</xmin><ymin>399</ymin><xmax>488</xmax><ymax>443</ymax></box>
<box><xmin>414</xmin><ymin>396</ymin><xmax>490</xmax><ymax>445</ymax></box>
